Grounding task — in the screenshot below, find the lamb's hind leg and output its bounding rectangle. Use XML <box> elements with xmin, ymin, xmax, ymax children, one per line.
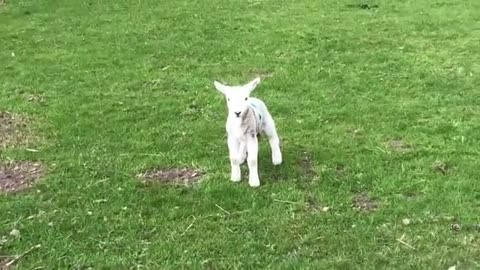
<box><xmin>239</xmin><ymin>141</ymin><xmax>247</xmax><ymax>164</ymax></box>
<box><xmin>264</xmin><ymin>113</ymin><xmax>282</xmax><ymax>165</ymax></box>
<box><xmin>246</xmin><ymin>134</ymin><xmax>260</xmax><ymax>187</ymax></box>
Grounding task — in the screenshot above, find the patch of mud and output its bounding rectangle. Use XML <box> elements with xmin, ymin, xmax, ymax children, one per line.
<box><xmin>298</xmin><ymin>150</ymin><xmax>316</xmax><ymax>178</ymax></box>
<box><xmin>433</xmin><ymin>1</ymin><xmax>457</xmax><ymax>7</ymax></box>
<box><xmin>26</xmin><ymin>94</ymin><xmax>45</xmax><ymax>104</ymax></box>
<box><xmin>0</xmin><ymin>112</ymin><xmax>33</xmax><ymax>149</ymax></box>
<box><xmin>305</xmin><ymin>195</ymin><xmax>329</xmax><ymax>213</ymax></box>
<box><xmin>0</xmin><ymin>161</ymin><xmax>44</xmax><ymax>193</ymax></box>
<box><xmin>432</xmin><ymin>160</ymin><xmax>449</xmax><ymax>175</ymax></box>
<box><xmin>334</xmin><ymin>164</ymin><xmax>348</xmax><ymax>178</ymax></box>
<box><xmin>0</xmin><ymin>236</ymin><xmax>12</xmax><ymax>269</ymax></box>
<box><xmin>345</xmin><ymin>3</ymin><xmax>379</xmax><ymax>9</ymax></box>
<box><xmin>0</xmin><ymin>256</ymin><xmax>15</xmax><ymax>270</ymax></box>
<box><xmin>352</xmin><ymin>192</ymin><xmax>378</xmax><ymax>212</ymax></box>
<box><xmin>137</xmin><ymin>167</ymin><xmax>203</xmax><ymax>186</ymax></box>
<box><xmin>1</xmin><ymin>258</ymin><xmax>13</xmax><ymax>270</ymax></box>
<box><xmin>450</xmin><ymin>223</ymin><xmax>480</xmax><ymax>233</ymax></box>
<box><xmin>402</xmin><ymin>191</ymin><xmax>419</xmax><ymax>201</ymax></box>
<box><xmin>305</xmin><ymin>195</ymin><xmax>320</xmax><ymax>210</ymax></box>
<box><xmin>386</xmin><ymin>139</ymin><xmax>412</xmax><ymax>153</ymax></box>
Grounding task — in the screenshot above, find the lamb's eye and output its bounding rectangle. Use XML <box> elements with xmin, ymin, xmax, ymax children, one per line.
<box><xmin>245</xmin><ymin>97</ymin><xmax>248</xmax><ymax>101</ymax></box>
<box><xmin>227</xmin><ymin>98</ymin><xmax>230</xmax><ymax>101</ymax></box>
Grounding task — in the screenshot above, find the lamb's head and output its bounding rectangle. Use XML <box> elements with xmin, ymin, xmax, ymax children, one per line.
<box><xmin>213</xmin><ymin>77</ymin><xmax>261</xmax><ymax>118</ymax></box>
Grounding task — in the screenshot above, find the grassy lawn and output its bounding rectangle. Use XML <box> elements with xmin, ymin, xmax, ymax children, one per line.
<box><xmin>1</xmin><ymin>0</ymin><xmax>479</xmax><ymax>268</ymax></box>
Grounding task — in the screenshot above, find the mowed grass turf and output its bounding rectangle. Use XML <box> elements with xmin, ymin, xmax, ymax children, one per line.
<box><xmin>1</xmin><ymin>0</ymin><xmax>479</xmax><ymax>268</ymax></box>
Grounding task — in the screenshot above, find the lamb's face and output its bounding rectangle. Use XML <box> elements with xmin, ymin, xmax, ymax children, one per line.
<box><xmin>214</xmin><ymin>78</ymin><xmax>260</xmax><ymax>118</ymax></box>
<box><xmin>224</xmin><ymin>88</ymin><xmax>251</xmax><ymax>118</ymax></box>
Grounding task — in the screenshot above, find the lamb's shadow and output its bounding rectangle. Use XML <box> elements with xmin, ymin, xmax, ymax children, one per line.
<box><xmin>248</xmin><ymin>141</ymin><xmax>318</xmax><ymax>186</ymax></box>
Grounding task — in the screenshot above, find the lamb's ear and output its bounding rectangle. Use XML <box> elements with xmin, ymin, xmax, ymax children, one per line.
<box><xmin>246</xmin><ymin>77</ymin><xmax>261</xmax><ymax>92</ymax></box>
<box><xmin>214</xmin><ymin>81</ymin><xmax>228</xmax><ymax>95</ymax></box>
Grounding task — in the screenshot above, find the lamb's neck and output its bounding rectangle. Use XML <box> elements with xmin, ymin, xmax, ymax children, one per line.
<box><xmin>227</xmin><ymin>108</ymin><xmax>255</xmax><ymax>136</ymax></box>
<box><xmin>227</xmin><ymin>116</ymin><xmax>247</xmax><ymax>129</ymax></box>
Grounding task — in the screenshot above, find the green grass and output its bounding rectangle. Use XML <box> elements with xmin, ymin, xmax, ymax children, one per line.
<box><xmin>1</xmin><ymin>0</ymin><xmax>480</xmax><ymax>268</ymax></box>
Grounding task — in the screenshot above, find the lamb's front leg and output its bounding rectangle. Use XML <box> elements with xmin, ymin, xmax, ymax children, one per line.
<box><xmin>246</xmin><ymin>134</ymin><xmax>260</xmax><ymax>187</ymax></box>
<box><xmin>228</xmin><ymin>136</ymin><xmax>241</xmax><ymax>182</ymax></box>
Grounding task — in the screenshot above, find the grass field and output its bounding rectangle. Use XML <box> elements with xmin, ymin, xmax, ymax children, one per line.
<box><xmin>1</xmin><ymin>0</ymin><xmax>480</xmax><ymax>268</ymax></box>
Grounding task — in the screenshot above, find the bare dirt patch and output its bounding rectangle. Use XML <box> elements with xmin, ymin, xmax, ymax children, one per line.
<box><xmin>0</xmin><ymin>256</ymin><xmax>15</xmax><ymax>270</ymax></box>
<box><xmin>0</xmin><ymin>111</ymin><xmax>33</xmax><ymax>149</ymax></box>
<box><xmin>402</xmin><ymin>191</ymin><xmax>419</xmax><ymax>201</ymax></box>
<box><xmin>334</xmin><ymin>164</ymin><xmax>348</xmax><ymax>178</ymax></box>
<box><xmin>353</xmin><ymin>192</ymin><xmax>378</xmax><ymax>212</ymax></box>
<box><xmin>1</xmin><ymin>258</ymin><xmax>13</xmax><ymax>270</ymax></box>
<box><xmin>345</xmin><ymin>3</ymin><xmax>379</xmax><ymax>9</ymax></box>
<box><xmin>305</xmin><ymin>195</ymin><xmax>329</xmax><ymax>213</ymax></box>
<box><xmin>450</xmin><ymin>223</ymin><xmax>480</xmax><ymax>233</ymax></box>
<box><xmin>386</xmin><ymin>139</ymin><xmax>412</xmax><ymax>153</ymax></box>
<box><xmin>137</xmin><ymin>167</ymin><xmax>203</xmax><ymax>186</ymax></box>
<box><xmin>0</xmin><ymin>161</ymin><xmax>44</xmax><ymax>193</ymax></box>
<box><xmin>298</xmin><ymin>150</ymin><xmax>316</xmax><ymax>178</ymax></box>
<box><xmin>292</xmin><ymin>148</ymin><xmax>318</xmax><ymax>189</ymax></box>
<box><xmin>26</xmin><ymin>94</ymin><xmax>45</xmax><ymax>104</ymax></box>
<box><xmin>432</xmin><ymin>160</ymin><xmax>449</xmax><ymax>174</ymax></box>
<box><xmin>0</xmin><ymin>244</ymin><xmax>41</xmax><ymax>269</ymax></box>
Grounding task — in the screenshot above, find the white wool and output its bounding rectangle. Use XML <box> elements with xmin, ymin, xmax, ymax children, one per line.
<box><xmin>213</xmin><ymin>77</ymin><xmax>282</xmax><ymax>187</ymax></box>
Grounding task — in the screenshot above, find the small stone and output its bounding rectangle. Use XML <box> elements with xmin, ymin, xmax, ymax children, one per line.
<box><xmin>402</xmin><ymin>218</ymin><xmax>411</xmax><ymax>225</ymax></box>
<box><xmin>448</xmin><ymin>266</ymin><xmax>456</xmax><ymax>270</ymax></box>
<box><xmin>321</xmin><ymin>206</ymin><xmax>330</xmax><ymax>212</ymax></box>
<box><xmin>48</xmin><ymin>222</ymin><xmax>54</xmax><ymax>226</ymax></box>
<box><xmin>451</xmin><ymin>223</ymin><xmax>461</xmax><ymax>231</ymax></box>
<box><xmin>10</xmin><ymin>229</ymin><xmax>20</xmax><ymax>237</ymax></box>
<box><xmin>87</xmin><ymin>211</ymin><xmax>93</xmax><ymax>215</ymax></box>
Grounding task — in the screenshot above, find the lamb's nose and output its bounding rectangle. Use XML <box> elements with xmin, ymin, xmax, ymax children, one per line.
<box><xmin>234</xmin><ymin>111</ymin><xmax>241</xmax><ymax>117</ymax></box>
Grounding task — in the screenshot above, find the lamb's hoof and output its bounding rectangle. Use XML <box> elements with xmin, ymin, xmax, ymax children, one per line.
<box><xmin>231</xmin><ymin>173</ymin><xmax>241</xmax><ymax>182</ymax></box>
<box><xmin>231</xmin><ymin>177</ymin><xmax>241</xmax><ymax>183</ymax></box>
<box><xmin>248</xmin><ymin>179</ymin><xmax>260</xmax><ymax>187</ymax></box>
<box><xmin>272</xmin><ymin>152</ymin><xmax>282</xmax><ymax>165</ymax></box>
<box><xmin>272</xmin><ymin>157</ymin><xmax>282</xmax><ymax>166</ymax></box>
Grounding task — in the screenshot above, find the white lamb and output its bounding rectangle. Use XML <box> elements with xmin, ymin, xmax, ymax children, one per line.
<box><xmin>213</xmin><ymin>77</ymin><xmax>282</xmax><ymax>187</ymax></box>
